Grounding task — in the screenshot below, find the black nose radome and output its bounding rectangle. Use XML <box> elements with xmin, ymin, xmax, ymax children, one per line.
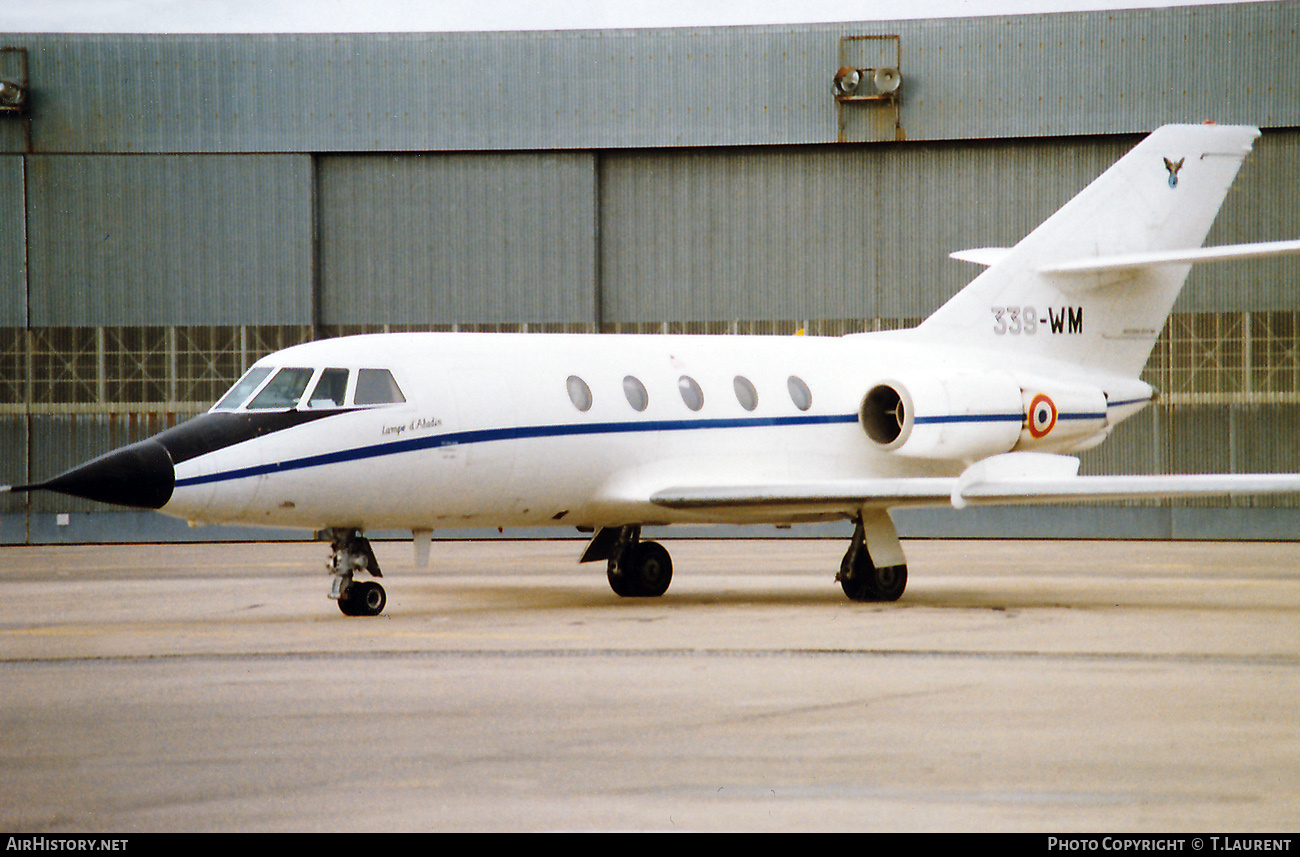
<box><xmin>37</xmin><ymin>439</ymin><xmax>176</xmax><ymax>510</ymax></box>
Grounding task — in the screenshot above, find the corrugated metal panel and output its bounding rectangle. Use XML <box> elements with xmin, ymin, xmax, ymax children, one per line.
<box><xmin>1</xmin><ymin>3</ymin><xmax>1296</xmax><ymax>153</ymax></box>
<box><xmin>1167</xmin><ymin>404</ymin><xmax>1232</xmax><ymax>477</ymax></box>
<box><xmin>1079</xmin><ymin>405</ymin><xmax>1160</xmax><ymax>478</ymax></box>
<box><xmin>871</xmin><ymin>136</ymin><xmax>1131</xmax><ymax>318</ymax></box>
<box><xmin>26</xmin><ymin>154</ymin><xmax>312</xmax><ymax>326</ymax></box>
<box><xmin>9</xmin><ymin>29</ymin><xmax>830</xmax><ymax>154</ymax></box>
<box><xmin>902</xmin><ymin>5</ymin><xmax>1300</xmax><ymax>141</ymax></box>
<box><xmin>600</xmin><ymin>147</ymin><xmax>871</xmax><ymax>322</ymax></box>
<box><xmin>318</xmin><ymin>151</ymin><xmax>595</xmax><ymax>325</ymax></box>
<box><xmin>599</xmin><ymin>136</ymin><xmax>1140</xmax><ymax>323</ymax></box>
<box><xmin>0</xmin><ymin>155</ymin><xmax>23</xmax><ymax>326</ymax></box>
<box><xmin>0</xmin><ymin>415</ymin><xmax>28</xmax><ymax>525</ymax></box>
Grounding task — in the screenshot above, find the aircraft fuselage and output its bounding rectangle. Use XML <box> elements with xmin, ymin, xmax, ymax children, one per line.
<box><xmin>147</xmin><ymin>331</ymin><xmax>1145</xmax><ymax>532</ymax></box>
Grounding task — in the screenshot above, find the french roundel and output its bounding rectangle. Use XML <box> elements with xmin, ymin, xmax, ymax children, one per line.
<box><xmin>1027</xmin><ymin>393</ymin><xmax>1057</xmax><ymax>439</ymax></box>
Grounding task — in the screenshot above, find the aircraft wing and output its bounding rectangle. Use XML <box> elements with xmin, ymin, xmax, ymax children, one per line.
<box><xmin>650</xmin><ymin>475</ymin><xmax>1300</xmax><ymax>512</ymax></box>
<box><xmin>650</xmin><ymin>478</ymin><xmax>957</xmax><ymax>511</ymax></box>
<box><xmin>649</xmin><ymin>454</ymin><xmax>1300</xmax><ymax>513</ymax></box>
<box><xmin>949</xmin><ymin>473</ymin><xmax>1300</xmax><ymax>508</ymax></box>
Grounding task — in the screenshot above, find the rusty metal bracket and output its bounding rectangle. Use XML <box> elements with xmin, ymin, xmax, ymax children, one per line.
<box><xmin>835</xmin><ymin>35</ymin><xmax>903</xmax><ymax>143</ymax></box>
<box><xmin>0</xmin><ymin>47</ymin><xmax>29</xmax><ymax>114</ymax></box>
<box><xmin>0</xmin><ymin>46</ymin><xmax>32</xmax><ymax>153</ymax></box>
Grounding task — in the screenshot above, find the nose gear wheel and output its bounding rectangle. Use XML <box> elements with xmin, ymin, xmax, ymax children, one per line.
<box><xmin>326</xmin><ymin>528</ymin><xmax>387</xmax><ymax>616</ymax></box>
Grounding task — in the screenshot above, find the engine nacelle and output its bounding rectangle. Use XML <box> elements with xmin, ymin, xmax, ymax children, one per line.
<box><xmin>1013</xmin><ymin>382</ymin><xmax>1109</xmax><ymax>453</ymax></box>
<box><xmin>859</xmin><ymin>373</ymin><xmax>1111</xmax><ymax>460</ymax></box>
<box><xmin>859</xmin><ymin>372</ymin><xmax>1025</xmax><ymax>460</ymax></box>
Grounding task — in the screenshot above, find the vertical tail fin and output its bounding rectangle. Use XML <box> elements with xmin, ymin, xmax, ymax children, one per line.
<box><xmin>916</xmin><ymin>124</ymin><xmax>1261</xmax><ymax>378</ymax></box>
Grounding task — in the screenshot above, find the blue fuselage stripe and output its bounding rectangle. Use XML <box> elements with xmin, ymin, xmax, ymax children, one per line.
<box><xmin>171</xmin><ymin>403</ymin><xmax>1114</xmax><ymax>490</ymax></box>
<box><xmin>915</xmin><ymin>414</ymin><xmax>1017</xmax><ymax>425</ymax></box>
<box><xmin>174</xmin><ymin>412</ymin><xmax>860</xmax><ymax>488</ymax></box>
<box><xmin>914</xmin><ymin>411</ymin><xmax>1104</xmax><ymax>425</ymax></box>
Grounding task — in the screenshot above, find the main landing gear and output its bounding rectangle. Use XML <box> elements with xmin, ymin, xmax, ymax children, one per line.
<box><xmin>581</xmin><ymin>525</ymin><xmax>673</xmax><ymax>597</ymax></box>
<box><xmin>326</xmin><ymin>528</ymin><xmax>387</xmax><ymax>616</ymax></box>
<box><xmin>836</xmin><ymin>512</ymin><xmax>908</xmax><ymax>602</ymax></box>
<box><xmin>580</xmin><ymin>513</ymin><xmax>907</xmax><ymax>602</ymax></box>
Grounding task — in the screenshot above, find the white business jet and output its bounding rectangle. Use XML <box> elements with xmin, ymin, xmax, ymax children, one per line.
<box><xmin>9</xmin><ymin>124</ymin><xmax>1300</xmax><ymax>616</ymax></box>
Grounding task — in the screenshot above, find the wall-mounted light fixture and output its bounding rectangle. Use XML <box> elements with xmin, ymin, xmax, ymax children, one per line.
<box><xmin>836</xmin><ymin>35</ymin><xmax>902</xmax><ymax>143</ymax></box>
<box><xmin>833</xmin><ymin>65</ymin><xmax>902</xmax><ymax>102</ymax></box>
<box><xmin>833</xmin><ymin>66</ymin><xmax>862</xmax><ymax>97</ymax></box>
<box><xmin>0</xmin><ymin>79</ymin><xmax>28</xmax><ymax>113</ymax></box>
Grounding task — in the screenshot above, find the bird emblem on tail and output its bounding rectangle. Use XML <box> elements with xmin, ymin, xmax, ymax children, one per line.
<box><xmin>1164</xmin><ymin>156</ymin><xmax>1185</xmax><ymax>188</ymax></box>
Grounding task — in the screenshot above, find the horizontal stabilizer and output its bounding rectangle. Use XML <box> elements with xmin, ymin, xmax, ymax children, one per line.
<box><xmin>949</xmin><ymin>247</ymin><xmax>1011</xmax><ymax>267</ymax></box>
<box><xmin>1041</xmin><ymin>238</ymin><xmax>1300</xmax><ymax>277</ymax></box>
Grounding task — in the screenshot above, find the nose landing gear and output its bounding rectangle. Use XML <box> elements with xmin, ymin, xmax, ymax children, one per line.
<box><xmin>326</xmin><ymin>528</ymin><xmax>387</xmax><ymax>616</ymax></box>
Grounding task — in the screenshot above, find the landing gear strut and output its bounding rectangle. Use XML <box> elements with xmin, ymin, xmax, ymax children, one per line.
<box><xmin>326</xmin><ymin>528</ymin><xmax>387</xmax><ymax>616</ymax></box>
<box><xmin>836</xmin><ymin>512</ymin><xmax>908</xmax><ymax>602</ymax></box>
<box><xmin>581</xmin><ymin>525</ymin><xmax>673</xmax><ymax>597</ymax></box>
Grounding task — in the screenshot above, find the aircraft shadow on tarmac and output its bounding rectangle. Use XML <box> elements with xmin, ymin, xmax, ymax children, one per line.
<box><xmin>388</xmin><ymin>574</ymin><xmax>1232</xmax><ymax>614</ymax></box>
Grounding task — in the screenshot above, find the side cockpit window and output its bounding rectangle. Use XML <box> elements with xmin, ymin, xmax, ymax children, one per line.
<box><xmin>214</xmin><ymin>366</ymin><xmax>273</xmax><ymax>410</ymax></box>
<box><xmin>248</xmin><ymin>368</ymin><xmax>315</xmax><ymax>410</ymax></box>
<box><xmin>354</xmin><ymin>368</ymin><xmax>406</xmax><ymax>406</ymax></box>
<box><xmin>307</xmin><ymin>368</ymin><xmax>349</xmax><ymax>409</ymax></box>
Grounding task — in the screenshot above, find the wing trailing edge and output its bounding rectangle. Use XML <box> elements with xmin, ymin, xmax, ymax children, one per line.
<box><xmin>953</xmin><ymin>473</ymin><xmax>1300</xmax><ymax>507</ymax></box>
<box><xmin>650</xmin><ymin>478</ymin><xmax>956</xmax><ymax>511</ymax></box>
<box><xmin>650</xmin><ymin>454</ymin><xmax>1300</xmax><ymax>514</ymax></box>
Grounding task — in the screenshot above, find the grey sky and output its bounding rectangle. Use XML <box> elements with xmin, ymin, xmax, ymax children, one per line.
<box><xmin>0</xmin><ymin>0</ymin><xmax>1272</xmax><ymax>33</ymax></box>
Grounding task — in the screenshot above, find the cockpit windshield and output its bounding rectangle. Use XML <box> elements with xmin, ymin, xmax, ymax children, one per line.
<box><xmin>247</xmin><ymin>368</ymin><xmax>315</xmax><ymax>410</ymax></box>
<box><xmin>214</xmin><ymin>367</ymin><xmax>273</xmax><ymax>410</ymax></box>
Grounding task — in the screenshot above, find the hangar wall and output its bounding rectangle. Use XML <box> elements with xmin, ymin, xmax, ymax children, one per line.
<box><xmin>4</xmin><ymin>4</ymin><xmax>1297</xmax><ymax>152</ymax></box>
<box><xmin>25</xmin><ymin>154</ymin><xmax>314</xmax><ymax>326</ymax></box>
<box><xmin>1</xmin><ymin>2</ymin><xmax>1298</xmax><ymax>543</ymax></box>
<box><xmin>318</xmin><ymin>152</ymin><xmax>597</xmax><ymax>325</ymax></box>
